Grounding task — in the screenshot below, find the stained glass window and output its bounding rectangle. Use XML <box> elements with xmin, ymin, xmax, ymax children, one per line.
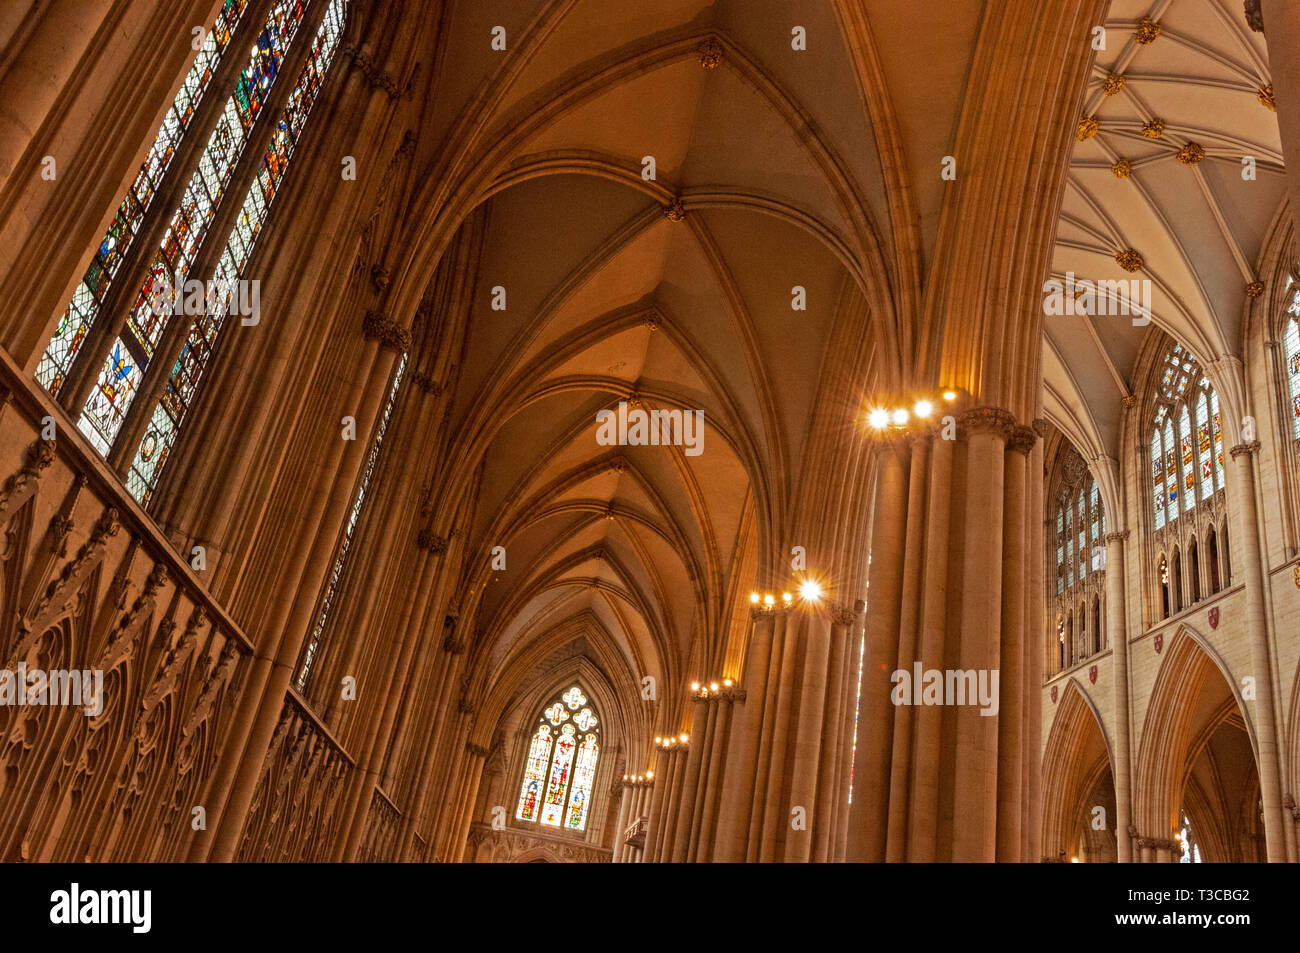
<box><xmin>515</xmin><ymin>685</ymin><xmax>602</xmax><ymax>832</ymax></box>
<box><xmin>35</xmin><ymin>0</ymin><xmax>253</xmax><ymax>395</ymax></box>
<box><xmin>516</xmin><ymin>724</ymin><xmax>552</xmax><ymax>822</ymax></box>
<box><xmin>76</xmin><ymin>0</ymin><xmax>317</xmax><ymax>457</ymax></box>
<box><xmin>542</xmin><ymin>724</ymin><xmax>578</xmax><ymax>827</ymax></box>
<box><xmin>1149</xmin><ymin>342</ymin><xmax>1224</xmax><ymax>526</ymax></box>
<box><xmin>295</xmin><ymin>352</ymin><xmax>405</xmax><ymax>693</ymax></box>
<box><xmin>1284</xmin><ymin>284</ymin><xmax>1300</xmax><ymax>439</ymax></box>
<box><xmin>565</xmin><ymin>733</ymin><xmax>599</xmax><ymax>830</ymax></box>
<box><xmin>1050</xmin><ymin>446</ymin><xmax>1105</xmax><ymax>671</ymax></box>
<box><xmin>123</xmin><ymin>0</ymin><xmax>351</xmax><ymax>503</ymax></box>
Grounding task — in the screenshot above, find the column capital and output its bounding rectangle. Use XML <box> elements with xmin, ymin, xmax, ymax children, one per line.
<box><xmin>959</xmin><ymin>406</ymin><xmax>1018</xmax><ymax>441</ymax></box>
<box><xmin>1229</xmin><ymin>440</ymin><xmax>1261</xmax><ymax>459</ymax></box>
<box><xmin>1006</xmin><ymin>425</ymin><xmax>1038</xmax><ymax>455</ymax></box>
<box><xmin>362</xmin><ymin>310</ymin><xmax>412</xmax><ymax>353</ymax></box>
<box><xmin>1104</xmin><ymin>530</ymin><xmax>1130</xmax><ymax>543</ymax></box>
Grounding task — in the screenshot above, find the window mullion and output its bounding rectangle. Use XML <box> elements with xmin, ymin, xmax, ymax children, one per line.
<box><xmin>103</xmin><ymin>0</ymin><xmax>336</xmax><ymax>481</ymax></box>
<box><xmin>53</xmin><ymin>0</ymin><xmax>279</xmax><ymax>415</ymax></box>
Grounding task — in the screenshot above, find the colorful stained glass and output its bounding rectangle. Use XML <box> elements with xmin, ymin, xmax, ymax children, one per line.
<box><xmin>517</xmin><ymin>686</ymin><xmax>601</xmax><ymax>831</ymax></box>
<box><xmin>1290</xmin><ymin>314</ymin><xmax>1300</xmax><ymax>438</ymax></box>
<box><xmin>544</xmin><ymin>702</ymin><xmax>568</xmax><ymax>725</ymax></box>
<box><xmin>564</xmin><ymin>734</ymin><xmax>599</xmax><ymax>830</ymax></box>
<box><xmin>516</xmin><ymin>724</ymin><xmax>552</xmax><ymax>822</ymax></box>
<box><xmin>35</xmin><ymin>0</ymin><xmax>252</xmax><ymax>395</ymax></box>
<box><xmin>125</xmin><ymin>0</ymin><xmax>351</xmax><ymax>504</ymax></box>
<box><xmin>541</xmin><ymin>724</ymin><xmax>577</xmax><ymax>827</ymax></box>
<box><xmin>74</xmin><ymin>0</ymin><xmax>316</xmax><ymax>457</ymax></box>
<box><xmin>562</xmin><ymin>687</ymin><xmax>587</xmax><ymax>710</ymax></box>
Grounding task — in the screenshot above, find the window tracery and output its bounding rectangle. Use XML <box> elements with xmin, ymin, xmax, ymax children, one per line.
<box><xmin>515</xmin><ymin>685</ymin><xmax>601</xmax><ymax>832</ymax></box>
<box><xmin>1146</xmin><ymin>342</ymin><xmax>1229</xmax><ymax>618</ymax></box>
<box><xmin>1049</xmin><ymin>444</ymin><xmax>1104</xmax><ymax>672</ymax></box>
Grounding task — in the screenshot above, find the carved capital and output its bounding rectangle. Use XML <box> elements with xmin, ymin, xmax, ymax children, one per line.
<box><xmin>1006</xmin><ymin>425</ymin><xmax>1038</xmax><ymax>456</ymax></box>
<box><xmin>457</xmin><ymin>697</ymin><xmax>474</xmax><ymax>715</ymax></box>
<box><xmin>362</xmin><ymin>310</ymin><xmax>412</xmax><ymax>353</ymax></box>
<box><xmin>829</xmin><ymin>602</ymin><xmax>856</xmax><ymax>626</ymax></box>
<box><xmin>959</xmin><ymin>406</ymin><xmax>1017</xmax><ymax>441</ymax></box>
<box><xmin>466</xmin><ymin>742</ymin><xmax>490</xmax><ymax>759</ymax></box>
<box><xmin>1229</xmin><ymin>440</ymin><xmax>1260</xmax><ymax>459</ymax></box>
<box><xmin>444</xmin><ymin>635</ymin><xmax>466</xmax><ymax>655</ymax></box>
<box><xmin>1104</xmin><ymin>530</ymin><xmax>1130</xmax><ymax>543</ymax></box>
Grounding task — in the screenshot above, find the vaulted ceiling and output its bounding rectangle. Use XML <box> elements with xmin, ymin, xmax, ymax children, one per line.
<box><xmin>405</xmin><ymin>0</ymin><xmax>1000</xmax><ymax>749</ymax></box>
<box><xmin>1045</xmin><ymin>0</ymin><xmax>1287</xmax><ymax>482</ymax></box>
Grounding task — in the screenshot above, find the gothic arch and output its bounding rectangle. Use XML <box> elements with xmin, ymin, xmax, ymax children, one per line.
<box><xmin>1132</xmin><ymin>625</ymin><xmax>1262</xmax><ymax>859</ymax></box>
<box><xmin>1041</xmin><ymin>679</ymin><xmax>1116</xmax><ymax>862</ymax></box>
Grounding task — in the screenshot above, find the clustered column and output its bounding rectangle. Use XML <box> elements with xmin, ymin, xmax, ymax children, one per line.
<box><xmin>847</xmin><ymin>411</ymin><xmax>1042</xmax><ymax>861</ymax></box>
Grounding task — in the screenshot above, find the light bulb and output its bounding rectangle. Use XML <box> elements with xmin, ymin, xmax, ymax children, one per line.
<box><xmin>892</xmin><ymin>408</ymin><xmax>909</xmax><ymax>425</ymax></box>
<box><xmin>868</xmin><ymin>408</ymin><xmax>889</xmax><ymax>429</ymax></box>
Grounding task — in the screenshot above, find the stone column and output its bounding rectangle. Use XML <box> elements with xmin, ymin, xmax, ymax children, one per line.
<box><xmin>693</xmin><ymin>695</ymin><xmax>732</xmax><ymax>861</ymax></box>
<box><xmin>1228</xmin><ymin>441</ymin><xmax>1287</xmax><ymax>861</ymax></box>
<box><xmin>645</xmin><ymin>744</ymin><xmax>676</xmax><ymax>862</ymax></box>
<box><xmin>813</xmin><ymin>608</ymin><xmax>853</xmax><ymax>862</ymax></box>
<box><xmin>951</xmin><ymin>416</ymin><xmax>1007</xmax><ymax>862</ymax></box>
<box><xmin>845</xmin><ymin>439</ymin><xmax>908</xmax><ymax>861</ymax></box>
<box><xmin>684</xmin><ymin>697</ymin><xmax>720</xmax><ymax>861</ymax></box>
<box><xmin>758</xmin><ymin>612</ymin><xmax>803</xmax><ymax>861</ymax></box>
<box><xmin>669</xmin><ymin>698</ymin><xmax>708</xmax><ymax>862</ymax></box>
<box><xmin>995</xmin><ymin>427</ymin><xmax>1036</xmax><ymax>860</ymax></box>
<box><xmin>904</xmin><ymin>435</ymin><xmax>951</xmax><ymax>860</ymax></box>
<box><xmin>712</xmin><ymin>611</ymin><xmax>775</xmax><ymax>861</ymax></box>
<box><xmin>785</xmin><ymin>610</ymin><xmax>832</xmax><ymax>862</ymax></box>
<box><xmin>746</xmin><ymin>610</ymin><xmax>790</xmax><ymax>861</ymax></box>
<box><xmin>612</xmin><ymin>781</ymin><xmax>632</xmax><ymax>862</ymax></box>
<box><xmin>1105</xmin><ymin>530</ymin><xmax>1134</xmax><ymax>862</ymax></box>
